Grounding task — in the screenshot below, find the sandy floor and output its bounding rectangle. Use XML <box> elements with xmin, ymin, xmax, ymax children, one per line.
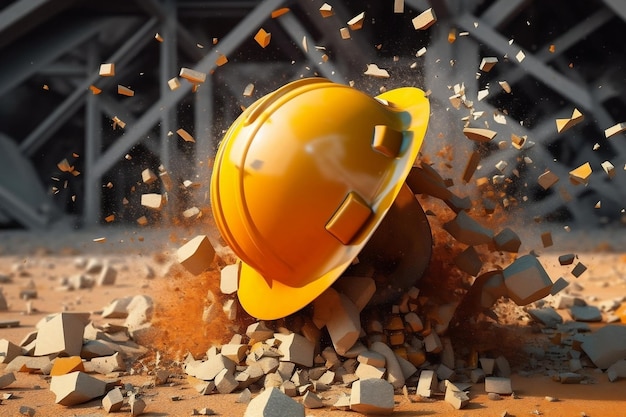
<box><xmin>0</xmin><ymin>227</ymin><xmax>624</xmax><ymax>416</ymax></box>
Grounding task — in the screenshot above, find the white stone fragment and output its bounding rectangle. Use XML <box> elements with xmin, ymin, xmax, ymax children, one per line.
<box><xmin>350</xmin><ymin>378</ymin><xmax>394</xmax><ymax>414</ymax></box>
<box><xmin>416</xmin><ymin>369</ymin><xmax>437</xmax><ymax>397</ymax></box>
<box><xmin>503</xmin><ymin>255</ymin><xmax>553</xmax><ymax>306</ymax></box>
<box><xmin>50</xmin><ymin>371</ymin><xmax>107</xmax><ymax>406</ymax></box>
<box><xmin>274</xmin><ymin>332</ymin><xmax>314</xmax><ymax>367</ymax></box>
<box><xmin>220</xmin><ymin>263</ymin><xmax>240</xmax><ymax>295</ymax></box>
<box><xmin>243</xmin><ymin>387</ymin><xmax>304</xmax><ymax>417</ymax></box>
<box><xmin>35</xmin><ymin>312</ymin><xmax>89</xmax><ymax>357</ymax></box>
<box><xmin>485</xmin><ymin>377</ymin><xmax>512</xmax><ymax>395</ymax></box>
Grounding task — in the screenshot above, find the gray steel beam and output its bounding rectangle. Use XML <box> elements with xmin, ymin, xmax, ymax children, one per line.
<box><xmin>500</xmin><ymin>8</ymin><xmax>613</xmax><ymax>89</ymax></box>
<box><xmin>0</xmin><ymin>184</ymin><xmax>49</xmax><ymax>229</ymax></box>
<box><xmin>603</xmin><ymin>0</ymin><xmax>626</xmax><ymax>22</ymax></box>
<box><xmin>158</xmin><ymin>0</ymin><xmax>179</xmax><ymax>221</ymax></box>
<box><xmin>0</xmin><ymin>0</ymin><xmax>51</xmax><ymax>33</ymax></box>
<box><xmin>479</xmin><ymin>0</ymin><xmax>532</xmax><ymax>28</ymax></box>
<box><xmin>0</xmin><ymin>17</ymin><xmax>107</xmax><ymax>97</ymax></box>
<box><xmin>277</xmin><ymin>12</ymin><xmax>345</xmax><ymax>83</ymax></box>
<box><xmin>92</xmin><ymin>0</ymin><xmax>287</xmax><ymax>180</ymax></box>
<box><xmin>135</xmin><ymin>0</ymin><xmax>205</xmax><ymax>62</ymax></box>
<box><xmin>19</xmin><ymin>17</ymin><xmax>158</xmax><ymax>156</ymax></box>
<box><xmin>84</xmin><ymin>40</ymin><xmax>103</xmax><ymax>226</ymax></box>
<box><xmin>455</xmin><ymin>13</ymin><xmax>594</xmax><ymax>111</ymax></box>
<box><xmin>0</xmin><ymin>0</ymin><xmax>76</xmax><ymax>49</ymax></box>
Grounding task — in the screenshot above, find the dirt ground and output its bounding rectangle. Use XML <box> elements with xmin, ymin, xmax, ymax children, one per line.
<box><xmin>0</xmin><ymin>226</ymin><xmax>625</xmax><ymax>416</ymax></box>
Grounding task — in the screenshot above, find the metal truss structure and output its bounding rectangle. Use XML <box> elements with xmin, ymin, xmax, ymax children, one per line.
<box><xmin>0</xmin><ymin>0</ymin><xmax>624</xmax><ymax>230</ymax></box>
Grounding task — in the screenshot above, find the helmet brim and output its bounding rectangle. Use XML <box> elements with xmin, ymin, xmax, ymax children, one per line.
<box><xmin>237</xmin><ymin>85</ymin><xmax>430</xmax><ymax>320</ymax></box>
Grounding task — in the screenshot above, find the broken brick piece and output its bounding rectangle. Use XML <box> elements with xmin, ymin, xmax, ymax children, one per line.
<box><xmin>176</xmin><ymin>235</ymin><xmax>216</xmax><ymax>275</ymax></box>
<box><xmin>503</xmin><ymin>255</ymin><xmax>553</xmax><ymax>306</ymax></box>
<box><xmin>604</xmin><ymin>122</ymin><xmax>626</xmax><ymax>138</ymax></box>
<box><xmin>571</xmin><ymin>262</ymin><xmax>587</xmax><ymax>278</ymax></box>
<box><xmin>479</xmin><ymin>57</ymin><xmax>498</xmax><ymax>72</ymax></box>
<box><xmin>347</xmin><ymin>12</ymin><xmax>365</xmax><ymax>31</ymax></box>
<box><xmin>319</xmin><ymin>3</ymin><xmax>333</xmax><ymax>17</ymax></box>
<box><xmin>254</xmin><ymin>28</ymin><xmax>271</xmax><ymax>48</ymax></box>
<box><xmin>443</xmin><ymin>211</ymin><xmax>494</xmax><ymax>246</ymax></box>
<box><xmin>453</xmin><ymin>246</ymin><xmax>482</xmax><ymax>276</ymax></box>
<box><xmin>34</xmin><ymin>313</ymin><xmax>89</xmax><ymax>357</ymax></box>
<box><xmin>244</xmin><ymin>387</ymin><xmax>304</xmax><ymax>416</ymax></box>
<box><xmin>99</xmin><ymin>63</ymin><xmax>115</xmax><ymax>77</ymax></box>
<box><xmin>569</xmin><ymin>162</ymin><xmax>592</xmax><ymax>185</ymax></box>
<box><xmin>416</xmin><ymin>369</ymin><xmax>437</xmax><ymax>397</ymax></box>
<box><xmin>462</xmin><ymin>151</ymin><xmax>481</xmax><ymax>183</ymax></box>
<box><xmin>50</xmin><ymin>371</ymin><xmax>107</xmax><ymax>406</ymax></box>
<box><xmin>412</xmin><ymin>8</ymin><xmax>437</xmax><ymax>30</ymax></box>
<box><xmin>541</xmin><ymin>232</ymin><xmax>553</xmax><ymax>248</ymax></box>
<box><xmin>493</xmin><ymin>228</ymin><xmax>521</xmax><ymax>253</ymax></box>
<box><xmin>558</xmin><ymin>254</ymin><xmax>576</xmax><ymax>265</ymax></box>
<box><xmin>102</xmin><ymin>387</ymin><xmax>124</xmax><ymax>412</ymax></box>
<box><xmin>538</xmin><ymin>170</ymin><xmax>559</xmax><ymax>190</ymax></box>
<box><xmin>179</xmin><ymin>67</ymin><xmax>206</xmax><ymax>84</ymax></box>
<box><xmin>50</xmin><ymin>356</ymin><xmax>84</xmax><ymax>376</ymax></box>
<box><xmin>141</xmin><ymin>168</ymin><xmax>157</xmax><ymax>184</ymax></box>
<box><xmin>463</xmin><ymin>127</ymin><xmax>497</xmax><ymax>143</ymax></box>
<box><xmin>350</xmin><ymin>379</ymin><xmax>394</xmax><ymax>414</ymax></box>
<box><xmin>484</xmin><ymin>377</ymin><xmax>512</xmax><ymax>395</ymax></box>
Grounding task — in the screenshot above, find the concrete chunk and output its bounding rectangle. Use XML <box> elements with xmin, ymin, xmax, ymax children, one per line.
<box><xmin>102</xmin><ymin>387</ymin><xmax>124</xmax><ymax>412</ymax></box>
<box><xmin>0</xmin><ymin>339</ymin><xmax>23</xmax><ymax>364</ymax></box>
<box><xmin>326</xmin><ymin>293</ymin><xmax>361</xmax><ymax>356</ymax></box>
<box><xmin>527</xmin><ymin>308</ymin><xmax>563</xmax><ymax>328</ymax></box>
<box><xmin>493</xmin><ymin>228</ymin><xmax>522</xmax><ymax>253</ymax></box>
<box><xmin>355</xmin><ymin>363</ymin><xmax>385</xmax><ymax>380</ymax></box>
<box><xmin>503</xmin><ymin>255</ymin><xmax>553</xmax><ymax>306</ymax></box>
<box><xmin>570</xmin><ymin>305</ymin><xmax>602</xmax><ymax>322</ymax></box>
<box><xmin>34</xmin><ymin>312</ymin><xmax>89</xmax><ymax>357</ymax></box>
<box><xmin>581</xmin><ymin>325</ymin><xmax>626</xmax><ymax>369</ymax></box>
<box><xmin>6</xmin><ymin>355</ymin><xmax>52</xmax><ymax>374</ymax></box>
<box><xmin>220</xmin><ymin>263</ymin><xmax>240</xmax><ymax>295</ymax></box>
<box><xmin>495</xmin><ymin>356</ymin><xmax>511</xmax><ymax>377</ymax></box>
<box><xmin>101</xmin><ymin>296</ymin><xmax>132</xmax><ymax>319</ymax></box>
<box><xmin>607</xmin><ymin>359</ymin><xmax>626</xmax><ymax>382</ymax></box>
<box><xmin>0</xmin><ymin>372</ymin><xmax>15</xmax><ymax>388</ymax></box>
<box><xmin>303</xmin><ymin>391</ymin><xmax>324</xmax><ymax>409</ymax></box>
<box><xmin>246</xmin><ymin>322</ymin><xmax>274</xmax><ymax>342</ymax></box>
<box><xmin>424</xmin><ymin>331</ymin><xmax>443</xmax><ymax>353</ymax></box>
<box><xmin>274</xmin><ymin>332</ymin><xmax>314</xmax><ymax>367</ymax></box>
<box><xmin>97</xmin><ymin>265</ymin><xmax>117</xmax><ymax>286</ymax></box>
<box><xmin>370</xmin><ymin>341</ymin><xmax>405</xmax><ymax>389</ymax></box>
<box><xmin>416</xmin><ymin>369</ymin><xmax>437</xmax><ymax>397</ymax></box>
<box><xmin>445</xmin><ymin>381</ymin><xmax>470</xmax><ymax>409</ymax></box>
<box><xmin>453</xmin><ymin>246</ymin><xmax>483</xmax><ymax>276</ymax></box>
<box><xmin>243</xmin><ymin>387</ymin><xmax>304</xmax><ymax>417</ymax></box>
<box><xmin>357</xmin><ymin>351</ymin><xmax>386</xmax><ymax>368</ymax></box>
<box><xmin>443</xmin><ymin>211</ymin><xmax>493</xmax><ymax>246</ymax></box>
<box><xmin>50</xmin><ymin>371</ymin><xmax>107</xmax><ymax>406</ymax></box>
<box><xmin>177</xmin><ymin>235</ymin><xmax>215</xmax><ymax>275</ymax></box>
<box><xmin>480</xmin><ymin>357</ymin><xmax>495</xmax><ymax>375</ymax></box>
<box><xmin>90</xmin><ymin>352</ymin><xmax>125</xmax><ymax>374</ymax></box>
<box><xmin>485</xmin><ymin>377</ymin><xmax>512</xmax><ymax>395</ymax></box>
<box><xmin>333</xmin><ymin>276</ymin><xmax>376</xmax><ymax>312</ymax></box>
<box><xmin>124</xmin><ymin>295</ymin><xmax>153</xmax><ymax>334</ymax></box>
<box><xmin>189</xmin><ymin>354</ymin><xmax>236</xmax><ymax>381</ymax></box>
<box><xmin>221</xmin><ymin>344</ymin><xmax>247</xmax><ymax>364</ymax></box>
<box><xmin>129</xmin><ymin>394</ymin><xmax>146</xmax><ymax>416</ymax></box>
<box><xmin>350</xmin><ymin>379</ymin><xmax>394</xmax><ymax>415</ymax></box>
<box><xmin>215</xmin><ymin>368</ymin><xmax>238</xmax><ymax>394</ymax></box>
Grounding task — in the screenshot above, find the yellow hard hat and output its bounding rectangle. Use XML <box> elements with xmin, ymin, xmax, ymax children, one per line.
<box><xmin>211</xmin><ymin>78</ymin><xmax>430</xmax><ymax>320</ymax></box>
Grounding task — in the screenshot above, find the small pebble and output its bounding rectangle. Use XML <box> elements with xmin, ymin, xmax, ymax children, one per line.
<box><xmin>545</xmin><ymin>396</ymin><xmax>558</xmax><ymax>402</ymax></box>
<box><xmin>488</xmin><ymin>392</ymin><xmax>502</xmax><ymax>401</ymax></box>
